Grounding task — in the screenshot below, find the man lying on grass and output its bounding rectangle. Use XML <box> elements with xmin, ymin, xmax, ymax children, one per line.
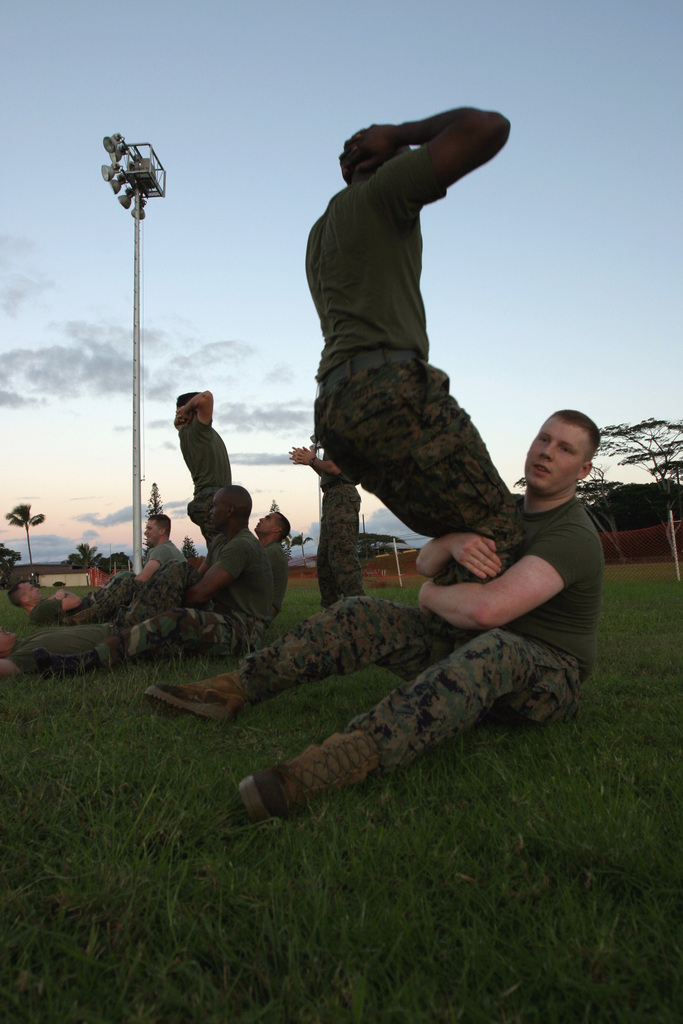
<box><xmin>145</xmin><ymin>411</ymin><xmax>605</xmax><ymax>823</ymax></box>
<box><xmin>0</xmin><ymin>486</ymin><xmax>274</xmax><ymax>678</ymax></box>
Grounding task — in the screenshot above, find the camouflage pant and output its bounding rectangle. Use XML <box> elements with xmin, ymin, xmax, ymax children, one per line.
<box><xmin>75</xmin><ymin>562</ymin><xmax>200</xmax><ymax>628</ymax></box>
<box><xmin>96</xmin><ymin>606</ymin><xmax>262</xmax><ymax>666</ymax></box>
<box><xmin>315</xmin><ymin>359</ymin><xmax>523</xmax><ymax>583</ymax></box>
<box><xmin>237</xmin><ymin>596</ymin><xmax>580</xmax><ymax>772</ymax></box>
<box><xmin>239</xmin><ymin>596</ymin><xmax>475</xmax><ymax>703</ymax></box>
<box><xmin>317</xmin><ymin>482</ymin><xmax>364</xmax><ymax>607</ymax></box>
<box><xmin>188</xmin><ymin>488</ymin><xmax>219</xmax><ymax>545</ymax></box>
<box><xmin>112</xmin><ymin>561</ymin><xmax>200</xmax><ymax>629</ymax></box>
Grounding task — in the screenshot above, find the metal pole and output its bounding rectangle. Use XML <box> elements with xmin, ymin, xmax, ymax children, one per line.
<box><xmin>669</xmin><ymin>509</ymin><xmax>680</xmax><ymax>582</ymax></box>
<box><xmin>131</xmin><ymin>188</ymin><xmax>143</xmax><ymax>573</ymax></box>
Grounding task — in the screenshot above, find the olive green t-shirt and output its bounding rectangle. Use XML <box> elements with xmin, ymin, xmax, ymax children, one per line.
<box><xmin>307</xmin><ymin>145</ymin><xmax>445</xmax><ymax>381</ymax></box>
<box><xmin>206</xmin><ymin>529</ymin><xmax>273</xmax><ymax>623</ymax></box>
<box><xmin>9</xmin><ymin>624</ymin><xmax>111</xmax><ymax>674</ymax></box>
<box><xmin>179</xmin><ymin>416</ymin><xmax>231</xmax><ymax>494</ymax></box>
<box><xmin>145</xmin><ymin>540</ymin><xmax>185</xmax><ymax>568</ymax></box>
<box><xmin>264</xmin><ymin>541</ymin><xmax>289</xmax><ymax>616</ymax></box>
<box><xmin>508</xmin><ymin>498</ymin><xmax>604</xmax><ymax>681</ymax></box>
<box><xmin>28</xmin><ymin>598</ymin><xmax>66</xmax><ymax>627</ymax></box>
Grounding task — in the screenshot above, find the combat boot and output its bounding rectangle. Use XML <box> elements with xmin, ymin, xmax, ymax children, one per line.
<box><xmin>239</xmin><ymin>730</ymin><xmax>381</xmax><ymax>822</ymax></box>
<box><xmin>33</xmin><ymin>646</ymin><xmax>101</xmax><ymax>677</ymax></box>
<box><xmin>144</xmin><ymin>671</ymin><xmax>246</xmax><ymax>722</ymax></box>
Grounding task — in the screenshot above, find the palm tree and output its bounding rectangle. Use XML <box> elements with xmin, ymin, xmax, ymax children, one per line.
<box><xmin>65</xmin><ymin>543</ymin><xmax>103</xmax><ymax>568</ymax></box>
<box><xmin>290</xmin><ymin>533</ymin><xmax>313</xmax><ymax>565</ymax></box>
<box><xmin>4</xmin><ymin>503</ymin><xmax>46</xmax><ymax>568</ymax></box>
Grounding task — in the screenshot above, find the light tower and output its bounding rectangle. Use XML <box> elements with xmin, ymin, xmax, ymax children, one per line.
<box><xmin>101</xmin><ymin>134</ymin><xmax>166</xmax><ymax>572</ymax></box>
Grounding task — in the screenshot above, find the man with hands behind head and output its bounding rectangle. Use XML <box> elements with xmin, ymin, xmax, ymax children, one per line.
<box><xmin>175</xmin><ymin>390</ymin><xmax>231</xmax><ymax>544</ymax></box>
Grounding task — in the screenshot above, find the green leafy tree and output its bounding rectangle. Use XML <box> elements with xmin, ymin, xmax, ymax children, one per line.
<box><xmin>0</xmin><ymin>543</ymin><xmax>21</xmax><ymax>587</ymax></box>
<box><xmin>269</xmin><ymin>499</ymin><xmax>281</xmax><ymax>513</ymax></box>
<box><xmin>4</xmin><ymin>503</ymin><xmax>46</xmax><ymax>567</ymax></box>
<box><xmin>182</xmin><ymin>536</ymin><xmax>199</xmax><ymax>559</ymax></box>
<box><xmin>357</xmin><ymin>532</ymin><xmax>406</xmax><ymax>560</ymax></box>
<box><xmin>101</xmin><ymin>551</ymin><xmax>131</xmax><ymax>574</ymax></box>
<box><xmin>598</xmin><ymin>419</ymin><xmax>683</xmax><ymax>514</ymax></box>
<box><xmin>64</xmin><ymin>543</ymin><xmax>103</xmax><ymax>568</ymax></box>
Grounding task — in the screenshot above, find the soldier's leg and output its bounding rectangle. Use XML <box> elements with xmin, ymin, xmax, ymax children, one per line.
<box><xmin>188</xmin><ymin>490</ymin><xmax>218</xmax><ymax>545</ymax></box>
<box><xmin>69</xmin><ymin>571</ymin><xmax>139</xmax><ymax>624</ymax></box>
<box><xmin>315</xmin><ymin>503</ymin><xmax>340</xmax><ymax>608</ymax></box>
<box><xmin>97</xmin><ymin>607</ymin><xmax>248</xmax><ymax>666</ymax></box>
<box><xmin>315</xmin><ymin>361</ymin><xmax>523</xmax><ymax>574</ymax></box>
<box><xmin>348</xmin><ymin>628</ymin><xmax>582</xmax><ymax>771</ymax></box>
<box><xmin>113</xmin><ymin>560</ymin><xmax>200</xmax><ymax>629</ymax></box>
<box><xmin>325</xmin><ymin>485</ymin><xmax>364</xmax><ymax>599</ymax></box>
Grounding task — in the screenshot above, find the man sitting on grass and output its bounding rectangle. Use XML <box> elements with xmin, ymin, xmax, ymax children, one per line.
<box><xmin>26</xmin><ymin>486</ymin><xmax>274</xmax><ymax>677</ymax></box>
<box><xmin>145</xmin><ymin>411</ymin><xmax>604</xmax><ymax>823</ymax></box>
<box><xmin>8</xmin><ymin>514</ymin><xmax>186</xmax><ymax>627</ymax></box>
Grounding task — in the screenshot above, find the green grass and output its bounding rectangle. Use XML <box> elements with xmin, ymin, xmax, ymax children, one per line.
<box><xmin>1</xmin><ymin>581</ymin><xmax>681</xmax><ymax>1022</ymax></box>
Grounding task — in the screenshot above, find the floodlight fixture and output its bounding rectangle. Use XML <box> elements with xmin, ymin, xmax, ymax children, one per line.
<box><xmin>99</xmin><ymin>130</ymin><xmax>166</xmax><ymax>573</ymax></box>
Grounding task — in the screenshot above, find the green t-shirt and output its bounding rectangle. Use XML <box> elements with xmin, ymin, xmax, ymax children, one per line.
<box><xmin>307</xmin><ymin>145</ymin><xmax>445</xmax><ymax>381</ymax></box>
<box><xmin>264</xmin><ymin>541</ymin><xmax>289</xmax><ymax>616</ymax></box>
<box><xmin>179</xmin><ymin>416</ymin><xmax>231</xmax><ymax>494</ymax></box>
<box><xmin>28</xmin><ymin>598</ymin><xmax>66</xmax><ymax>626</ymax></box>
<box><xmin>9</xmin><ymin>624</ymin><xmax>111</xmax><ymax>674</ymax></box>
<box><xmin>508</xmin><ymin>498</ymin><xmax>604</xmax><ymax>681</ymax></box>
<box><xmin>206</xmin><ymin>529</ymin><xmax>273</xmax><ymax>623</ymax></box>
<box><xmin>145</xmin><ymin>540</ymin><xmax>185</xmax><ymax>568</ymax></box>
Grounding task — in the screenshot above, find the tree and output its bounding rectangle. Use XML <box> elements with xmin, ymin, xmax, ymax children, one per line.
<box><xmin>4</xmin><ymin>503</ymin><xmax>46</xmax><ymax>567</ymax></box>
<box><xmin>147</xmin><ymin>483</ymin><xmax>164</xmax><ymax>517</ymax></box>
<box><xmin>101</xmin><ymin>551</ymin><xmax>131</xmax><ymax>574</ymax></box>
<box><xmin>269</xmin><ymin>499</ymin><xmax>281</xmax><ymax>513</ymax></box>
<box><xmin>598</xmin><ymin>419</ymin><xmax>683</xmax><ymax>514</ymax></box>
<box><xmin>64</xmin><ymin>543</ymin><xmax>103</xmax><ymax>568</ymax></box>
<box><xmin>0</xmin><ymin>543</ymin><xmax>21</xmax><ymax>588</ymax></box>
<box><xmin>357</xmin><ymin>532</ymin><xmax>406</xmax><ymax>560</ymax></box>
<box><xmin>182</xmin><ymin>536</ymin><xmax>198</xmax><ymax>559</ymax></box>
<box><xmin>290</xmin><ymin>534</ymin><xmax>313</xmax><ymax>563</ymax></box>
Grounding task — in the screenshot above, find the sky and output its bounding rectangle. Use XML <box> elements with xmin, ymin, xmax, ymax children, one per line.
<box><xmin>2</xmin><ymin>0</ymin><xmax>681</xmax><ymax>565</ymax></box>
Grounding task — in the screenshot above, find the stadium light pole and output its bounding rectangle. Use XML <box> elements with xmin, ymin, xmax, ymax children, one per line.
<box><xmin>101</xmin><ymin>134</ymin><xmax>166</xmax><ymax>572</ymax></box>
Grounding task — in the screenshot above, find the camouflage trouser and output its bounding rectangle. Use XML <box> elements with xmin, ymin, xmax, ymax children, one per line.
<box><xmin>96</xmin><ymin>606</ymin><xmax>263</xmax><ymax>666</ymax></box>
<box><xmin>78</xmin><ymin>571</ymin><xmax>139</xmax><ymax>620</ymax></box>
<box><xmin>317</xmin><ymin>482</ymin><xmax>364</xmax><ymax>607</ymax></box>
<box><xmin>349</xmin><ymin>627</ymin><xmax>581</xmax><ymax>772</ymax></box>
<box><xmin>315</xmin><ymin>359</ymin><xmax>523</xmax><ymax>583</ymax></box>
<box><xmin>238</xmin><ymin>596</ymin><xmax>474</xmax><ymax>704</ymax></box>
<box><xmin>188</xmin><ymin>487</ymin><xmax>219</xmax><ymax>545</ymax></box>
<box><xmin>112</xmin><ymin>560</ymin><xmax>200</xmax><ymax>629</ymax></box>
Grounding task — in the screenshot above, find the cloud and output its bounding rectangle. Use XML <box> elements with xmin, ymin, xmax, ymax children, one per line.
<box><xmin>230</xmin><ymin>452</ymin><xmax>292</xmax><ymax>466</ymax></box>
<box><xmin>262</xmin><ymin>362</ymin><xmax>295</xmax><ymax>386</ymax></box>
<box><xmin>1</xmin><ymin>273</ymin><xmax>54</xmax><ymax>317</ymax></box>
<box><xmin>363</xmin><ymin>507</ymin><xmax>429</xmax><ymax>548</ymax></box>
<box><xmin>215</xmin><ymin>401</ymin><xmax>312</xmax><ymax>434</ymax></box>
<box><xmin>0</xmin><ymin>389</ymin><xmax>39</xmax><ymax>408</ymax></box>
<box><xmin>75</xmin><ymin>506</ymin><xmax>134</xmax><ymax>528</ymax></box>
<box><xmin>3</xmin><ymin>331</ymin><xmax>132</xmax><ymax>397</ymax></box>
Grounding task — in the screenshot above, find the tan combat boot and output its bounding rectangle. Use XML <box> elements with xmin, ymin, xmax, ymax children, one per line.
<box><xmin>239</xmin><ymin>730</ymin><xmax>381</xmax><ymax>822</ymax></box>
<box><xmin>144</xmin><ymin>671</ymin><xmax>246</xmax><ymax>722</ymax></box>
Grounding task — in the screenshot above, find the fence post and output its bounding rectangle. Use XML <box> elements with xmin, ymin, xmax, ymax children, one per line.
<box><xmin>669</xmin><ymin>510</ymin><xmax>680</xmax><ymax>582</ymax></box>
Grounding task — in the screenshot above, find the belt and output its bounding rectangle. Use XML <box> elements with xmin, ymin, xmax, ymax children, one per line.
<box><xmin>321</xmin><ymin>479</ymin><xmax>342</xmax><ymax>492</ymax></box>
<box><xmin>317</xmin><ymin>348</ymin><xmax>419</xmax><ymax>396</ymax></box>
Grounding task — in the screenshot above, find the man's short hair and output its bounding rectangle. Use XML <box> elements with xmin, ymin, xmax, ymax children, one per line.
<box><xmin>551</xmin><ymin>410</ymin><xmax>601</xmax><ymax>459</ymax></box>
<box><xmin>7</xmin><ymin>581</ymin><xmax>32</xmax><ymax>606</ymax></box>
<box><xmin>176</xmin><ymin>392</ymin><xmax>200</xmax><ymax>408</ymax></box>
<box><xmin>273</xmin><ymin>512</ymin><xmax>291</xmax><ymax>540</ymax></box>
<box><xmin>148</xmin><ymin>513</ymin><xmax>172</xmax><ymax>536</ymax></box>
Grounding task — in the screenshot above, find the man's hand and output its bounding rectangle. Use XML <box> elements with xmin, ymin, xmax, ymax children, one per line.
<box><xmin>417</xmin><ymin>533</ymin><xmax>502</xmax><ymax>580</ymax></box>
<box><xmin>339</xmin><ymin>124</ymin><xmax>402</xmax><ymax>183</ymax></box>
<box><xmin>289</xmin><ymin>445</ymin><xmax>316</xmax><ymax>467</ymax></box>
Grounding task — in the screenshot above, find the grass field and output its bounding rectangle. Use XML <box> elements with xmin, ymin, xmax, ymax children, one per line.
<box><xmin>0</xmin><ymin>581</ymin><xmax>681</xmax><ymax>1022</ymax></box>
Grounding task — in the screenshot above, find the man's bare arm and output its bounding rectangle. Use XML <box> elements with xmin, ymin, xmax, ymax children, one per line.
<box><xmin>52</xmin><ymin>589</ymin><xmax>82</xmax><ymax>612</ymax></box>
<box><xmin>416</xmin><ymin>533</ymin><xmax>502</xmax><ymax>581</ymax></box>
<box><xmin>0</xmin><ymin>659</ymin><xmax>21</xmax><ymax>676</ymax></box>
<box><xmin>135</xmin><ymin>559</ymin><xmax>161</xmax><ymax>583</ymax></box>
<box><xmin>339</xmin><ymin>107</ymin><xmax>510</xmax><ymax>189</ymax></box>
<box><xmin>289</xmin><ymin>445</ymin><xmax>341</xmax><ymax>478</ymax></box>
<box><xmin>184</xmin><ymin>565</ymin><xmax>234</xmax><ymax>607</ymax></box>
<box><xmin>419</xmin><ymin>555</ymin><xmax>564</xmax><ymax>631</ymax></box>
<box><xmin>176</xmin><ymin>390</ymin><xmax>215</xmax><ymax>426</ymax></box>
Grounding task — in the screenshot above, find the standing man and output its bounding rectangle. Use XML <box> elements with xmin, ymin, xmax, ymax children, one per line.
<box><xmin>308</xmin><ymin>106</ymin><xmax>522</xmax><ymax>584</ymax></box>
<box><xmin>146</xmin><ymin>411</ymin><xmax>604</xmax><ymax>824</ymax></box>
<box><xmin>33</xmin><ymin>486</ymin><xmax>274</xmax><ymax>676</ymax></box>
<box><xmin>290</xmin><ymin>443</ymin><xmax>364</xmax><ymax>607</ymax></box>
<box><xmin>175</xmin><ymin>390</ymin><xmax>231</xmax><ymax>544</ymax></box>
<box><xmin>254</xmin><ymin>509</ymin><xmax>291</xmax><ymax>619</ymax></box>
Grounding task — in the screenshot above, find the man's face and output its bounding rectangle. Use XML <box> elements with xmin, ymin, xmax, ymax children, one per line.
<box><xmin>524</xmin><ymin>417</ymin><xmax>593</xmax><ymax>501</ymax></box>
<box><xmin>17</xmin><ymin>582</ymin><xmax>40</xmax><ymax>603</ymax></box>
<box><xmin>144</xmin><ymin>520</ymin><xmax>164</xmax><ymax>549</ymax></box>
<box><xmin>255</xmin><ymin>513</ymin><xmax>281</xmax><ymax>543</ymax></box>
<box><xmin>0</xmin><ymin>628</ymin><xmax>17</xmax><ymax>659</ymax></box>
<box><xmin>210</xmin><ymin>490</ymin><xmax>232</xmax><ymax>531</ymax></box>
